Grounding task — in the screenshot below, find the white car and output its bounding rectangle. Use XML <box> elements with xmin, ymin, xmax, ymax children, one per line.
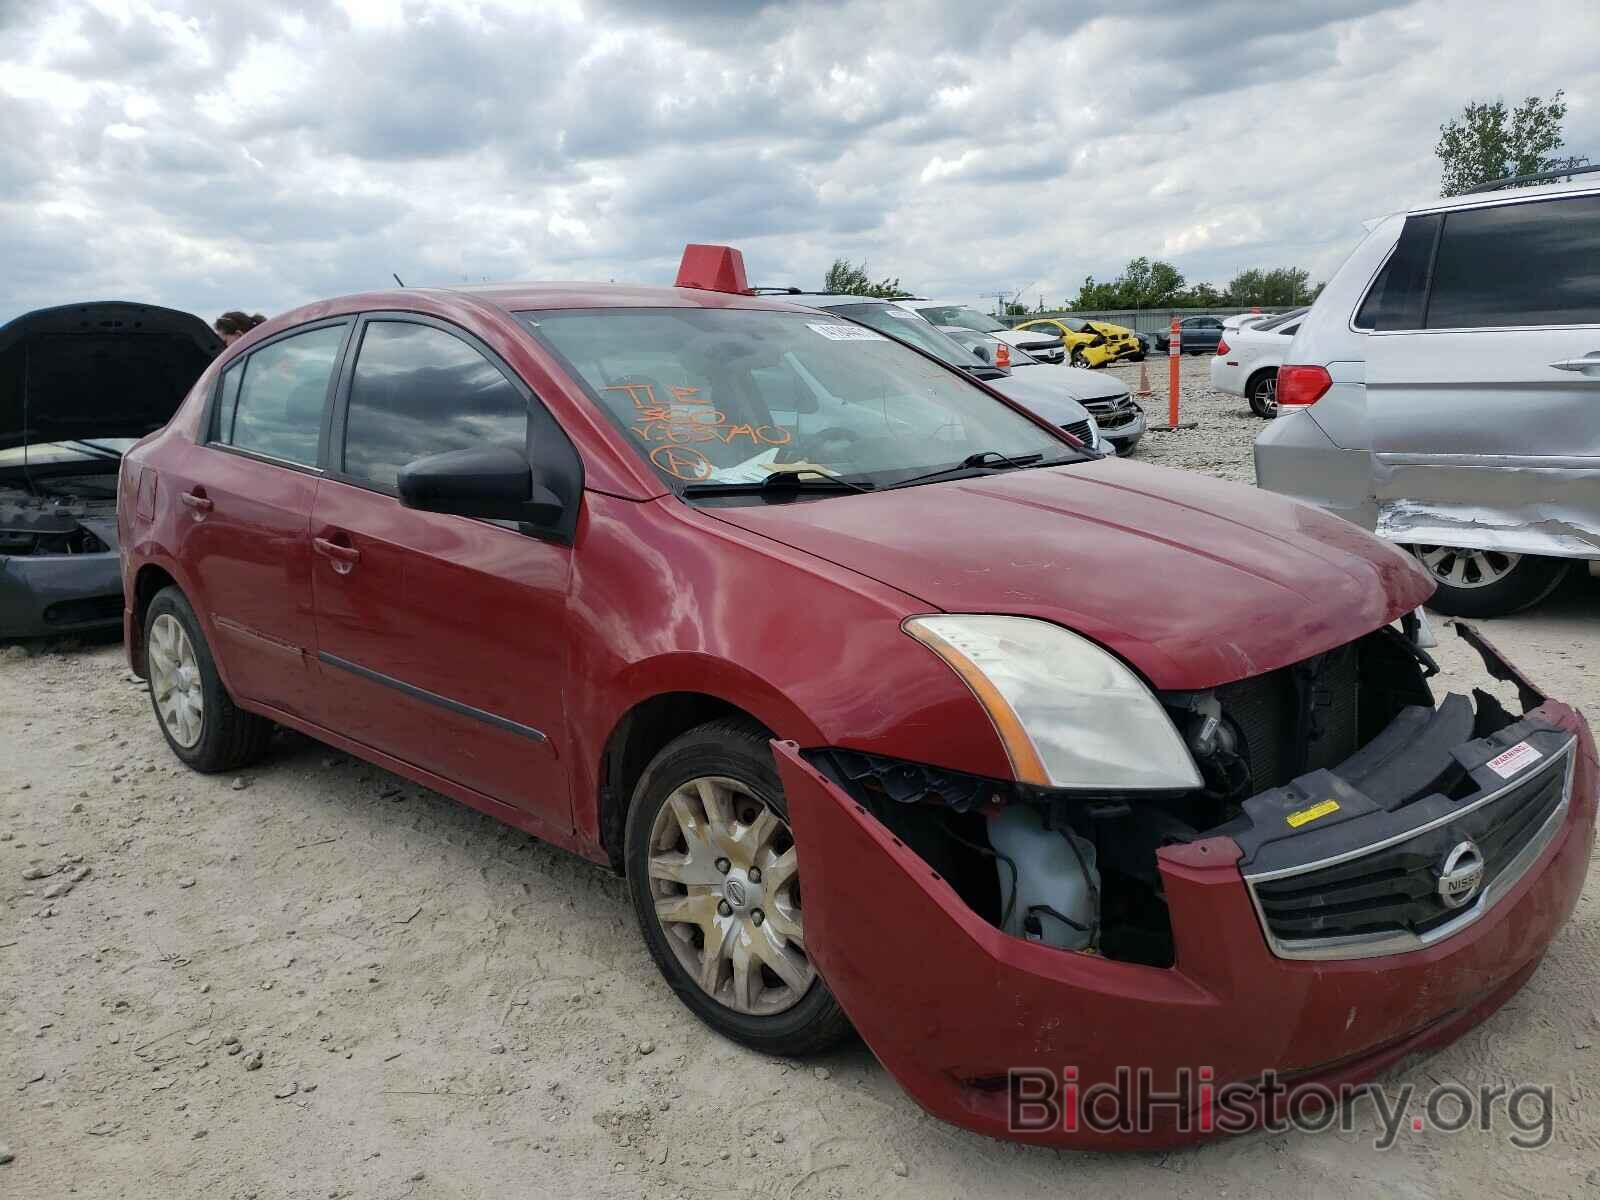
<box><xmin>899</xmin><ymin>300</ymin><xmax>1066</xmax><ymax>364</ymax></box>
<box><xmin>1255</xmin><ymin>170</ymin><xmax>1600</xmax><ymax>617</ymax></box>
<box><xmin>1208</xmin><ymin>308</ymin><xmax>1308</xmax><ymax>418</ymax></box>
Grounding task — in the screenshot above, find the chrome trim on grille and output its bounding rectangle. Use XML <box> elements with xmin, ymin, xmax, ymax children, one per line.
<box><xmin>1243</xmin><ymin>739</ymin><xmax>1576</xmax><ymax>961</ymax></box>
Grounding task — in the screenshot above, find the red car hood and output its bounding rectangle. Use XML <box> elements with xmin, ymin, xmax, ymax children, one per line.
<box><xmin>706</xmin><ymin>458</ymin><xmax>1434</xmax><ymax>689</ymax></box>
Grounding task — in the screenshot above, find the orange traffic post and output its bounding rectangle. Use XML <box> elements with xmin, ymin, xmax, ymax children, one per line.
<box><xmin>1167</xmin><ymin>317</ymin><xmax>1180</xmax><ymax>428</ymax></box>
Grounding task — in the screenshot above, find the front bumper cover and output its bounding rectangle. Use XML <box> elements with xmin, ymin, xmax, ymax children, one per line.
<box><xmin>1</xmin><ymin>550</ymin><xmax>124</xmax><ymax>638</ymax></box>
<box><xmin>776</xmin><ymin>640</ymin><xmax>1596</xmax><ymax>1149</ymax></box>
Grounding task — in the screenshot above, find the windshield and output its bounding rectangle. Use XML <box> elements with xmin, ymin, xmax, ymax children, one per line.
<box><xmin>911</xmin><ymin>304</ymin><xmax>1007</xmax><ymax>333</ymax></box>
<box><xmin>518</xmin><ymin>308</ymin><xmax>1076</xmax><ymax>493</ymax></box>
<box><xmin>821</xmin><ymin>302</ymin><xmax>986</xmax><ymax>369</ymax></box>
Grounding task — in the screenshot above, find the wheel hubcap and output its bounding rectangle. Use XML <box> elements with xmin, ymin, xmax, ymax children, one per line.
<box><xmin>1415</xmin><ymin>545</ymin><xmax>1521</xmax><ymax>590</ymax></box>
<box><xmin>647</xmin><ymin>776</ymin><xmax>813</xmax><ymax>1016</ymax></box>
<box><xmin>148</xmin><ymin>613</ymin><xmax>205</xmax><ymax>748</ymax></box>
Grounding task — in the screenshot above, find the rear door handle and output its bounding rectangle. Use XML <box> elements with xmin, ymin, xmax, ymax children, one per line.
<box><xmin>312</xmin><ymin>536</ymin><xmax>361</xmax><ymax>573</ymax></box>
<box><xmin>180</xmin><ymin>491</ymin><xmax>213</xmax><ymax>513</ymax></box>
<box><xmin>1550</xmin><ymin>352</ymin><xmax>1600</xmax><ymax>375</ymax></box>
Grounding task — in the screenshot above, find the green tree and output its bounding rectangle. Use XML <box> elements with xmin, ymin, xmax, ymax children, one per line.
<box><xmin>1435</xmin><ymin>91</ymin><xmax>1589</xmax><ymax>196</ymax></box>
<box><xmin>1179</xmin><ymin>281</ymin><xmax>1226</xmax><ymax>308</ymax></box>
<box><xmin>1069</xmin><ymin>257</ymin><xmax>1186</xmax><ymax>308</ymax></box>
<box><xmin>822</xmin><ymin>258</ymin><xmax>907</xmax><ymax>298</ymax></box>
<box><xmin>1226</xmin><ymin>266</ymin><xmax>1321</xmax><ymax>307</ymax></box>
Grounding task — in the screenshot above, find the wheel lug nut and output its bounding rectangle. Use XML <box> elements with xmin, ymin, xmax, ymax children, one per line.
<box><xmin>751</xmin><ymin>909</ymin><xmax>764</xmax><ymax>926</ymax></box>
<box><xmin>748</xmin><ymin>867</ymin><xmax>762</xmax><ymax>883</ymax></box>
<box><xmin>715</xmin><ymin>857</ymin><xmax>731</xmax><ymax>874</ymax></box>
<box><xmin>717</xmin><ymin>900</ymin><xmax>732</xmax><ymax>917</ymax></box>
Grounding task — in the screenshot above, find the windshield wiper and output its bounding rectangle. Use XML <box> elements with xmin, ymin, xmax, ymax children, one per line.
<box><xmin>883</xmin><ymin>450</ymin><xmax>1056</xmax><ymax>490</ymax></box>
<box><xmin>681</xmin><ymin>468</ymin><xmax>875</xmax><ymax>498</ymax></box>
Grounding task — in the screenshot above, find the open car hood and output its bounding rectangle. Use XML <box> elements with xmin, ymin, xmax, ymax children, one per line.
<box><xmin>705</xmin><ymin>458</ymin><xmax>1435</xmax><ymax>690</ymax></box>
<box><xmin>0</xmin><ymin>301</ymin><xmax>222</xmax><ymax>452</ymax></box>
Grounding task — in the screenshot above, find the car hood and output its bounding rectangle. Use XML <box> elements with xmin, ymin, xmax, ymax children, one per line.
<box><xmin>986</xmin><ymin>373</ymin><xmax>1094</xmax><ymax>425</ymax></box>
<box><xmin>705</xmin><ymin>457</ymin><xmax>1433</xmax><ymax>690</ymax></box>
<box><xmin>1085</xmin><ymin>321</ymin><xmax>1135</xmax><ymax>338</ymax></box>
<box><xmin>1001</xmin><ymin>365</ymin><xmax>1126</xmax><ymax>404</ymax></box>
<box><xmin>0</xmin><ymin>302</ymin><xmax>222</xmax><ymax>452</ymax></box>
<box><xmin>994</xmin><ymin>329</ymin><xmax>1061</xmax><ymax>349</ymax></box>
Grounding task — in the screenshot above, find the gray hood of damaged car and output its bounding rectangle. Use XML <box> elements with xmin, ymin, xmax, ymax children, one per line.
<box><xmin>0</xmin><ymin>301</ymin><xmax>222</xmax><ymax>452</ymax></box>
<box><xmin>987</xmin><ymin>369</ymin><xmax>1121</xmax><ymax>426</ymax></box>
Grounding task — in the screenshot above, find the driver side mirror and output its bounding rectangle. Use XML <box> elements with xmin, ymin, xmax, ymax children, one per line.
<box><xmin>398</xmin><ymin>445</ymin><xmax>564</xmax><ymax>525</ymax></box>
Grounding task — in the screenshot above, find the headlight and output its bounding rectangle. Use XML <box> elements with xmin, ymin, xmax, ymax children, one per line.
<box><xmin>904</xmin><ymin>615</ymin><xmax>1201</xmax><ymax>791</ymax></box>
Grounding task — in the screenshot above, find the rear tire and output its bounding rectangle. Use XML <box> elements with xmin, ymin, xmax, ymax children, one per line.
<box><xmin>1410</xmin><ymin>547</ymin><xmax>1571</xmax><ymax>617</ymax></box>
<box><xmin>1070</xmin><ymin>348</ymin><xmax>1089</xmax><ymax>368</ymax></box>
<box><xmin>625</xmin><ymin>717</ymin><xmax>852</xmax><ymax>1057</ymax></box>
<box><xmin>1247</xmin><ymin>369</ymin><xmax>1278</xmax><ymax>418</ymax></box>
<box><xmin>144</xmin><ymin>586</ymin><xmax>274</xmax><ymax>772</ymax></box>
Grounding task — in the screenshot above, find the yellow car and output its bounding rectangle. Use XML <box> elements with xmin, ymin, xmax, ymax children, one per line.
<box><xmin>1015</xmin><ymin>318</ymin><xmax>1144</xmax><ymax>367</ymax></box>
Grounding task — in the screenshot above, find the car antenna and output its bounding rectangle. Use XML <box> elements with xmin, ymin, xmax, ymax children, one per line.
<box><xmin>392</xmin><ymin>273</ymin><xmax>406</xmax><ymax>287</ymax></box>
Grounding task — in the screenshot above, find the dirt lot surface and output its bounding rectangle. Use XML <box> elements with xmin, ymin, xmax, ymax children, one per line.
<box><xmin>4</xmin><ymin>357</ymin><xmax>1598</xmax><ymax>1199</ymax></box>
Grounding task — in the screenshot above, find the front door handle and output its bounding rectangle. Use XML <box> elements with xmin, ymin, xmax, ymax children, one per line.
<box><xmin>1550</xmin><ymin>352</ymin><xmax>1600</xmax><ymax>375</ymax></box>
<box><xmin>180</xmin><ymin>490</ymin><xmax>213</xmax><ymax>514</ymax></box>
<box><xmin>312</xmin><ymin>536</ymin><xmax>361</xmax><ymax>574</ymax></box>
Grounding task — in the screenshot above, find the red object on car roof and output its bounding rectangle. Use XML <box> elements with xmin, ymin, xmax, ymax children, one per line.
<box><xmin>675</xmin><ymin>243</ymin><xmax>752</xmax><ymax>294</ymax></box>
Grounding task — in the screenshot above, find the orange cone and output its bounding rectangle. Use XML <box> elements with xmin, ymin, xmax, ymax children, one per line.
<box><xmin>1135</xmin><ymin>359</ymin><xmax>1152</xmax><ymax>397</ymax></box>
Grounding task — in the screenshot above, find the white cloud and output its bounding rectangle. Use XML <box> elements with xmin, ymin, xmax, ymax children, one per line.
<box><xmin>0</xmin><ymin>0</ymin><xmax>1596</xmax><ymax>324</ymax></box>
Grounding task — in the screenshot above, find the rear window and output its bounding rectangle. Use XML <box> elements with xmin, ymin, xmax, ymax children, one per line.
<box><xmin>1425</xmin><ymin>193</ymin><xmax>1600</xmax><ymax>328</ymax></box>
<box><xmin>214</xmin><ymin>324</ymin><xmax>346</xmax><ymax>467</ymax></box>
<box><xmin>1355</xmin><ymin>214</ymin><xmax>1440</xmax><ymax>331</ymax></box>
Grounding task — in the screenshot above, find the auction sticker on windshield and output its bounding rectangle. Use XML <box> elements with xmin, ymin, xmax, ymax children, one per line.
<box><xmin>807</xmin><ymin>323</ymin><xmax>887</xmax><ymax>342</ymax></box>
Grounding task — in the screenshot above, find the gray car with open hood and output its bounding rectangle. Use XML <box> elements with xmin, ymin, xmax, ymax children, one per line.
<box><xmin>1</xmin><ymin>301</ymin><xmax>220</xmax><ymax>637</ymax></box>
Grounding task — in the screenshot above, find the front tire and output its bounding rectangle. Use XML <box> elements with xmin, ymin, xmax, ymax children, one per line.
<box><xmin>144</xmin><ymin>586</ymin><xmax>273</xmax><ymax>771</ymax></box>
<box><xmin>1411</xmin><ymin>547</ymin><xmax>1571</xmax><ymax>617</ymax></box>
<box><xmin>1070</xmin><ymin>348</ymin><xmax>1089</xmax><ymax>368</ymax></box>
<box><xmin>625</xmin><ymin>718</ymin><xmax>852</xmax><ymax>1056</ymax></box>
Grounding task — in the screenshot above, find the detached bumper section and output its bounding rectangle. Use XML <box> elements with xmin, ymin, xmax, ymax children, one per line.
<box><xmin>775</xmin><ymin>696</ymin><xmax>1596</xmax><ymax>1149</ymax></box>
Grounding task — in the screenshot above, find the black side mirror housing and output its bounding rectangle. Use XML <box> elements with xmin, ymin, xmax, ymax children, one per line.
<box><xmin>397</xmin><ymin>445</ymin><xmax>564</xmax><ymax>525</ymax></box>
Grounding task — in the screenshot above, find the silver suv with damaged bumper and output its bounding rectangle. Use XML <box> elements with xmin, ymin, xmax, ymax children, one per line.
<box><xmin>1254</xmin><ymin>174</ymin><xmax>1600</xmax><ymax>616</ymax></box>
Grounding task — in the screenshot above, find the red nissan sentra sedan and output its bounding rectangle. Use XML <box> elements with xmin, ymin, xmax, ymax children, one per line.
<box><xmin>118</xmin><ymin>246</ymin><xmax>1595</xmax><ymax>1148</ymax></box>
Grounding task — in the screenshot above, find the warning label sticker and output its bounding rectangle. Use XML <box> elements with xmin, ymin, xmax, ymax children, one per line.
<box><xmin>1486</xmin><ymin>741</ymin><xmax>1543</xmax><ymax>779</ymax></box>
<box><xmin>1286</xmin><ymin>798</ymin><xmax>1341</xmax><ymax>828</ymax></box>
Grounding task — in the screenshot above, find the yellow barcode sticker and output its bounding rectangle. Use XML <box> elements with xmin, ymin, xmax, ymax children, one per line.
<box><xmin>1286</xmin><ymin>798</ymin><xmax>1341</xmax><ymax>828</ymax></box>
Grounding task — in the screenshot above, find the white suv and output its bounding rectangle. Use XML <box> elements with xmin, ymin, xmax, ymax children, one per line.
<box><xmin>1255</xmin><ymin>172</ymin><xmax>1600</xmax><ymax>616</ymax></box>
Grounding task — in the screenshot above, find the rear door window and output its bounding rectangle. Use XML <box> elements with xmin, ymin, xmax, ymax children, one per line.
<box><xmin>340</xmin><ymin>320</ymin><xmax>529</xmax><ymax>490</ymax></box>
<box><xmin>216</xmin><ymin>324</ymin><xmax>347</xmax><ymax>467</ymax></box>
<box><xmin>1425</xmin><ymin>193</ymin><xmax>1600</xmax><ymax>328</ymax></box>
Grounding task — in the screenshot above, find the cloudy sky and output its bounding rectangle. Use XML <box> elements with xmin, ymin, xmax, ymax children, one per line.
<box><xmin>1</xmin><ymin>0</ymin><xmax>1595</xmax><ymax>325</ymax></box>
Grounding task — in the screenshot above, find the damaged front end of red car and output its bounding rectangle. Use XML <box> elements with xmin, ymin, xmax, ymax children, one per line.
<box><xmin>776</xmin><ymin>622</ymin><xmax>1597</xmax><ymax>1149</ymax></box>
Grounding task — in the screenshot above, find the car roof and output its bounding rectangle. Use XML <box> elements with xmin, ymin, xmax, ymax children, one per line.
<box><xmin>1403</xmin><ymin>177</ymin><xmax>1600</xmax><ymax>217</ymax></box>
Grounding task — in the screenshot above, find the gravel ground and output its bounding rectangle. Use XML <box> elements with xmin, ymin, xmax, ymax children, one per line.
<box><xmin>3</xmin><ymin>357</ymin><xmax>1598</xmax><ymax>1199</ymax></box>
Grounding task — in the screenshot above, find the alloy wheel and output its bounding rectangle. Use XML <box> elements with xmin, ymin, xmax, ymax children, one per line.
<box><xmin>148</xmin><ymin>613</ymin><xmax>205</xmax><ymax>748</ymax></box>
<box><xmin>1415</xmin><ymin>545</ymin><xmax>1522</xmax><ymax>590</ymax></box>
<box><xmin>1254</xmin><ymin>375</ymin><xmax>1278</xmax><ymax>416</ymax></box>
<box><xmin>646</xmin><ymin>776</ymin><xmax>812</xmax><ymax>1016</ymax></box>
